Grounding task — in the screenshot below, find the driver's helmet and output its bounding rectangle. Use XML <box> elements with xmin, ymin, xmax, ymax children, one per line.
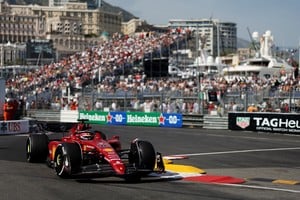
<box><xmin>79</xmin><ymin>132</ymin><xmax>94</xmax><ymax>140</ymax></box>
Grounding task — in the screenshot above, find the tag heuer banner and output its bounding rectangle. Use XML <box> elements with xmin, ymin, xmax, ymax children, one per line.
<box><xmin>228</xmin><ymin>112</ymin><xmax>300</xmax><ymax>134</ymax></box>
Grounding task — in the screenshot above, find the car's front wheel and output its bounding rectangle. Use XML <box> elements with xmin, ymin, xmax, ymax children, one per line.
<box><xmin>54</xmin><ymin>143</ymin><xmax>82</xmax><ymax>178</ymax></box>
<box><xmin>129</xmin><ymin>139</ymin><xmax>156</xmax><ymax>172</ymax></box>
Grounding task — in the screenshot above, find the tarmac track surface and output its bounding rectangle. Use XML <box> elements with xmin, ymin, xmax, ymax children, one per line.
<box><xmin>0</xmin><ymin>126</ymin><xmax>299</xmax><ymax>200</ymax></box>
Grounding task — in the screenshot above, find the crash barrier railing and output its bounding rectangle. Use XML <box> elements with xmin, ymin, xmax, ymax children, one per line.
<box><xmin>29</xmin><ymin>110</ymin><xmax>61</xmax><ymax>122</ymax></box>
<box><xmin>203</xmin><ymin>115</ymin><xmax>228</xmax><ymax>129</ymax></box>
<box><xmin>27</xmin><ymin>110</ymin><xmax>77</xmax><ymax>123</ymax></box>
<box><xmin>181</xmin><ymin>114</ymin><xmax>204</xmax><ymax>128</ymax></box>
<box><xmin>26</xmin><ymin>109</ymin><xmax>229</xmax><ymax>129</ymax></box>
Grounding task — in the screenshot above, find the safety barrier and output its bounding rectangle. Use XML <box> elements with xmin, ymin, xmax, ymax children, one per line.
<box><xmin>28</xmin><ymin>110</ymin><xmax>60</xmax><ymax>122</ymax></box>
<box><xmin>182</xmin><ymin>114</ymin><xmax>204</xmax><ymax>128</ymax></box>
<box><xmin>203</xmin><ymin>115</ymin><xmax>228</xmax><ymax>129</ymax></box>
<box><xmin>0</xmin><ymin>120</ymin><xmax>29</xmax><ymax>135</ymax></box>
<box><xmin>26</xmin><ymin>110</ymin><xmax>229</xmax><ymax>129</ymax></box>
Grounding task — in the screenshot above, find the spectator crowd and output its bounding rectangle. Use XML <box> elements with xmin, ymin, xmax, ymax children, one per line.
<box><xmin>3</xmin><ymin>28</ymin><xmax>300</xmax><ymax>118</ymax></box>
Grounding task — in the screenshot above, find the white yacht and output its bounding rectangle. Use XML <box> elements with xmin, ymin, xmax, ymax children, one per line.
<box><xmin>222</xmin><ymin>30</ymin><xmax>294</xmax><ymax>82</ymax></box>
<box><xmin>169</xmin><ymin>36</ymin><xmax>228</xmax><ymax>79</ymax></box>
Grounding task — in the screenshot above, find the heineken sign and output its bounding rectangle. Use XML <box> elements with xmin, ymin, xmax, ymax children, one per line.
<box><xmin>79</xmin><ymin>111</ymin><xmax>182</xmax><ymax>128</ymax></box>
<box><xmin>127</xmin><ymin>113</ymin><xmax>158</xmax><ymax>126</ymax></box>
<box><xmin>79</xmin><ymin>111</ymin><xmax>107</xmax><ymax>124</ymax></box>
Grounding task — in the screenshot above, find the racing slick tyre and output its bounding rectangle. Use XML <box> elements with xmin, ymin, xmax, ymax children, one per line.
<box><xmin>54</xmin><ymin>143</ymin><xmax>82</xmax><ymax>178</ymax></box>
<box><xmin>26</xmin><ymin>133</ymin><xmax>49</xmax><ymax>163</ymax></box>
<box><xmin>128</xmin><ymin>140</ymin><xmax>156</xmax><ymax>176</ymax></box>
<box><xmin>125</xmin><ymin>140</ymin><xmax>156</xmax><ymax>182</ymax></box>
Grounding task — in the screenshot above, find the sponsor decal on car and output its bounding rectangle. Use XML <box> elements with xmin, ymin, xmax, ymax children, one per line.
<box><xmin>104</xmin><ymin>148</ymin><xmax>114</xmax><ymax>152</ymax></box>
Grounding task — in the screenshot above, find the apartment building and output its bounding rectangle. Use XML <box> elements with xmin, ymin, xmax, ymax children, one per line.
<box><xmin>168</xmin><ymin>19</ymin><xmax>237</xmax><ymax>57</ymax></box>
<box><xmin>122</xmin><ymin>18</ymin><xmax>145</xmax><ymax>36</ymax></box>
<box><xmin>0</xmin><ymin>0</ymin><xmax>122</xmax><ymax>61</ymax></box>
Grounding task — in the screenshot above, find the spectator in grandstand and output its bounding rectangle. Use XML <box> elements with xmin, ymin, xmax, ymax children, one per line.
<box><xmin>280</xmin><ymin>102</ymin><xmax>290</xmax><ymax>113</ymax></box>
<box><xmin>181</xmin><ymin>100</ymin><xmax>187</xmax><ymax>114</ymax></box>
<box><xmin>141</xmin><ymin>99</ymin><xmax>154</xmax><ymax>112</ymax></box>
<box><xmin>217</xmin><ymin>104</ymin><xmax>224</xmax><ymax>117</ymax></box>
<box><xmin>95</xmin><ymin>99</ymin><xmax>103</xmax><ymax>111</ymax></box>
<box><xmin>151</xmin><ymin>99</ymin><xmax>160</xmax><ymax>112</ymax></box>
<box><xmin>165</xmin><ymin>101</ymin><xmax>173</xmax><ymax>113</ymax></box>
<box><xmin>69</xmin><ymin>99</ymin><xmax>78</xmax><ymax>110</ymax></box>
<box><xmin>25</xmin><ymin>98</ymin><xmax>31</xmax><ymax>115</ymax></box>
<box><xmin>83</xmin><ymin>98</ymin><xmax>92</xmax><ymax>111</ymax></box>
<box><xmin>228</xmin><ymin>101</ymin><xmax>238</xmax><ymax>111</ymax></box>
<box><xmin>262</xmin><ymin>100</ymin><xmax>275</xmax><ymax>112</ymax></box>
<box><xmin>192</xmin><ymin>101</ymin><xmax>199</xmax><ymax>114</ymax></box>
<box><xmin>130</xmin><ymin>98</ymin><xmax>140</xmax><ymax>111</ymax></box>
<box><xmin>187</xmin><ymin>101</ymin><xmax>194</xmax><ymax>113</ymax></box>
<box><xmin>247</xmin><ymin>104</ymin><xmax>258</xmax><ymax>112</ymax></box>
<box><xmin>111</xmin><ymin>100</ymin><xmax>118</xmax><ymax>111</ymax></box>
<box><xmin>207</xmin><ymin>101</ymin><xmax>216</xmax><ymax>114</ymax></box>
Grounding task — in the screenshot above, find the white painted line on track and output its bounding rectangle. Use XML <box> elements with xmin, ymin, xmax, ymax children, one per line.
<box><xmin>15</xmin><ymin>132</ymin><xmax>56</xmax><ymax>137</ymax></box>
<box><xmin>221</xmin><ymin>183</ymin><xmax>300</xmax><ymax>193</ymax></box>
<box><xmin>15</xmin><ymin>134</ymin><xmax>29</xmax><ymax>137</ymax></box>
<box><xmin>169</xmin><ymin>147</ymin><xmax>300</xmax><ymax>157</ymax></box>
<box><xmin>163</xmin><ymin>155</ymin><xmax>188</xmax><ymax>160</ymax></box>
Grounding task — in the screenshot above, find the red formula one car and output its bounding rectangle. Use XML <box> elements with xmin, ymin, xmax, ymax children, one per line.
<box><xmin>26</xmin><ymin>119</ymin><xmax>165</xmax><ymax>181</ymax></box>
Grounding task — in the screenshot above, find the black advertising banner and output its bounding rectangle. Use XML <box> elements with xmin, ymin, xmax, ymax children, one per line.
<box><xmin>228</xmin><ymin>112</ymin><xmax>300</xmax><ymax>135</ymax></box>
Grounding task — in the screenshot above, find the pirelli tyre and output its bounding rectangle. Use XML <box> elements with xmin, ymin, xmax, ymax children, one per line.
<box><xmin>26</xmin><ymin>133</ymin><xmax>49</xmax><ymax>163</ymax></box>
<box><xmin>54</xmin><ymin>143</ymin><xmax>82</xmax><ymax>178</ymax></box>
<box><xmin>129</xmin><ymin>140</ymin><xmax>156</xmax><ymax>173</ymax></box>
<box><xmin>125</xmin><ymin>140</ymin><xmax>156</xmax><ymax>182</ymax></box>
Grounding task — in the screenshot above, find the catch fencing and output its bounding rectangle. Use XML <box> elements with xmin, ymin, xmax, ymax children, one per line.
<box><xmin>23</xmin><ymin>86</ymin><xmax>300</xmax><ymax>131</ymax></box>
<box><xmin>77</xmin><ymin>87</ymin><xmax>300</xmax><ymax>114</ymax></box>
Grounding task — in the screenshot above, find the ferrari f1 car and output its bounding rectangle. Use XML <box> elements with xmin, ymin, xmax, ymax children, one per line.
<box><xmin>26</xmin><ymin>119</ymin><xmax>165</xmax><ymax>181</ymax></box>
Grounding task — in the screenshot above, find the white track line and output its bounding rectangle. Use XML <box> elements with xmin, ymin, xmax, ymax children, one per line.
<box><xmin>169</xmin><ymin>147</ymin><xmax>300</xmax><ymax>157</ymax></box>
<box><xmin>221</xmin><ymin>183</ymin><xmax>300</xmax><ymax>193</ymax></box>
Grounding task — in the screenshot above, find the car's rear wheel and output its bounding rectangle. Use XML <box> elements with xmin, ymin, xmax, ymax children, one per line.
<box><xmin>127</xmin><ymin>140</ymin><xmax>156</xmax><ymax>181</ymax></box>
<box><xmin>26</xmin><ymin>134</ymin><xmax>49</xmax><ymax>163</ymax></box>
<box><xmin>54</xmin><ymin>143</ymin><xmax>82</xmax><ymax>178</ymax></box>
